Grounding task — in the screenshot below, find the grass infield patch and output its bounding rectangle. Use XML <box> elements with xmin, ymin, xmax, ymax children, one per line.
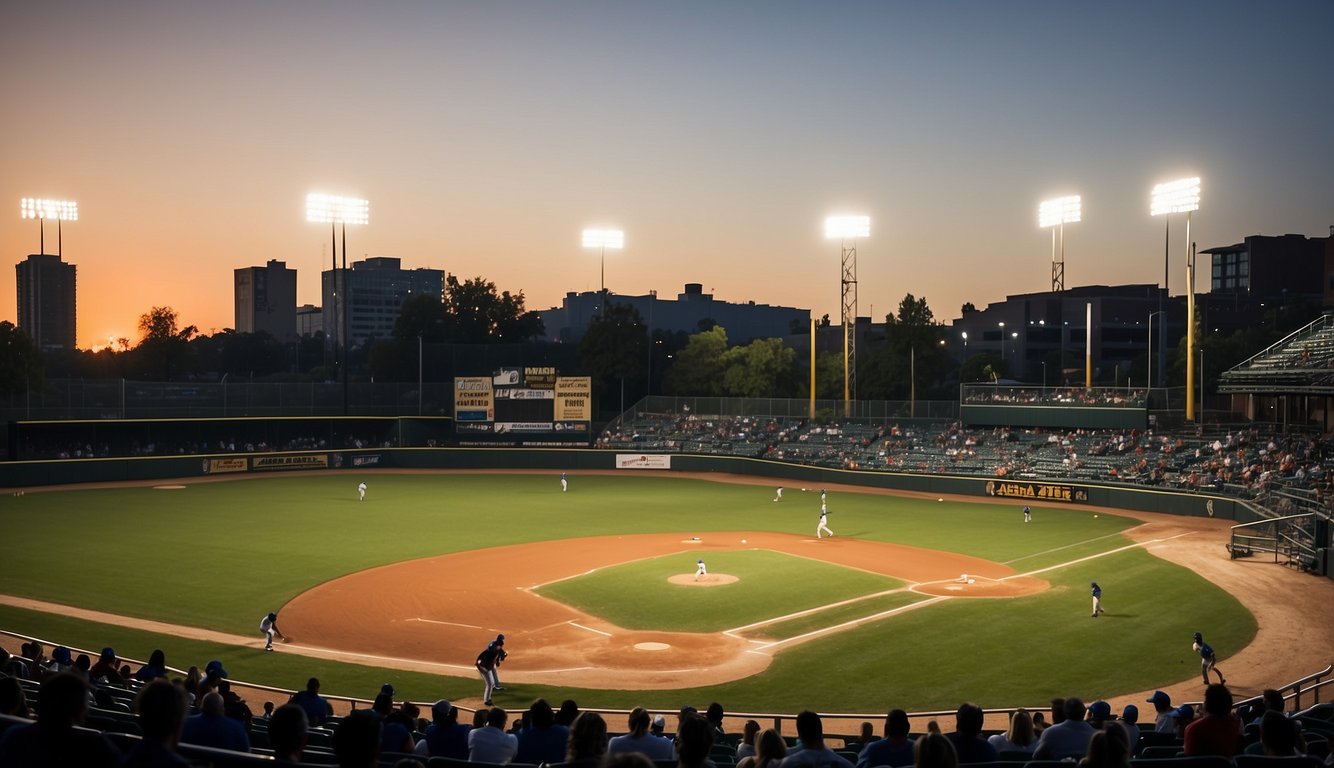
<box><xmin>535</xmin><ymin>550</ymin><xmax>903</xmax><ymax>633</ymax></box>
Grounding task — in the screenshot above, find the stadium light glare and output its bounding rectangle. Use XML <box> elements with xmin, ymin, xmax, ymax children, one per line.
<box><xmin>20</xmin><ymin>198</ymin><xmax>78</xmax><ymax>221</ymax></box>
<box><xmin>305</xmin><ymin>193</ymin><xmax>369</xmax><ymax>225</ymax></box>
<box><xmin>824</xmin><ymin>215</ymin><xmax>870</xmax><ymax>240</ymax></box>
<box><xmin>581</xmin><ymin>228</ymin><xmax>624</xmax><ymax>250</ymax></box>
<box><xmin>1038</xmin><ymin>195</ymin><xmax>1081</xmax><ymax>228</ymax></box>
<box><xmin>1150</xmin><ymin>177</ymin><xmax>1200</xmax><ymax>216</ymax></box>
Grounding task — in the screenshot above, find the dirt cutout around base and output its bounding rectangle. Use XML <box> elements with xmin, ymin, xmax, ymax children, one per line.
<box><xmin>668</xmin><ymin>573</ymin><xmax>739</xmax><ymax>587</ymax></box>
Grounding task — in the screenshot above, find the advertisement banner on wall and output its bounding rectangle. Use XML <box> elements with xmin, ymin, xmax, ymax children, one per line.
<box><xmin>524</xmin><ymin>366</ymin><xmax>558</xmax><ymax>389</ymax></box>
<box><xmin>252</xmin><ymin>454</ymin><xmax>329</xmax><ymax>471</ymax></box>
<box><xmin>985</xmin><ymin>479</ymin><xmax>1088</xmax><ymax>503</ymax></box>
<box><xmin>454</xmin><ymin>377</ymin><xmax>494</xmax><ymax>422</ymax></box>
<box><xmin>617</xmin><ymin>454</ymin><xmax>672</xmax><ymax>469</ymax></box>
<box><xmin>202</xmin><ymin>458</ymin><xmax>248</xmax><ymax>474</ymax></box>
<box><xmin>555</xmin><ymin>376</ymin><xmax>592</xmax><ymax>421</ymax></box>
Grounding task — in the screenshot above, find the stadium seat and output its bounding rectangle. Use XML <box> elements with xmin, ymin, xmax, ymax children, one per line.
<box><xmin>1139</xmin><ymin>745</ymin><xmax>1185</xmax><ymax>758</ymax></box>
<box><xmin>1233</xmin><ymin>756</ymin><xmax>1324</xmax><ymax>768</ymax></box>
<box><xmin>1130</xmin><ymin>757</ymin><xmax>1232</xmax><ymax>768</ymax></box>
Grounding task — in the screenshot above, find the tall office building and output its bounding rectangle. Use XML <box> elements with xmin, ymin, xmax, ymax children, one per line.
<box><xmin>16</xmin><ymin>253</ymin><xmax>77</xmax><ymax>352</ymax></box>
<box><xmin>234</xmin><ymin>259</ymin><xmax>297</xmax><ymax>339</ymax></box>
<box><xmin>322</xmin><ymin>256</ymin><xmax>444</xmax><ymax>349</ymax></box>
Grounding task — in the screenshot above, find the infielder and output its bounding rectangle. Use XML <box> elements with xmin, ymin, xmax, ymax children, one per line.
<box><xmin>817</xmin><ymin>501</ymin><xmax>833</xmax><ymax>539</ymax></box>
<box><xmin>1023</xmin><ymin>506</ymin><xmax>1031</xmax><ymax>523</ymax></box>
<box><xmin>259</xmin><ymin>611</ymin><xmax>285</xmax><ymax>651</ymax></box>
<box><xmin>1193</xmin><ymin>632</ymin><xmax>1226</xmax><ymax>685</ymax></box>
<box><xmin>694</xmin><ymin>559</ymin><xmax>707</xmax><ymax>581</ymax></box>
<box><xmin>358</xmin><ymin>482</ymin><xmax>367</xmax><ymax>501</ymax></box>
<box><xmin>485</xmin><ymin>634</ymin><xmax>508</xmax><ymax>691</ymax></box>
<box><xmin>560</xmin><ymin>472</ymin><xmax>568</xmax><ymax>492</ymax></box>
<box><xmin>1090</xmin><ymin>581</ymin><xmax>1105</xmax><ymax>617</ymax></box>
<box><xmin>475</xmin><ymin>637</ymin><xmax>505</xmax><ymax>705</ymax></box>
<box><xmin>773</xmin><ymin>486</ymin><xmax>783</xmax><ymax>502</ymax></box>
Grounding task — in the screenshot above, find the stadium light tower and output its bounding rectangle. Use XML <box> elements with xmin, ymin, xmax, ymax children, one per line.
<box><xmin>581</xmin><ymin>228</ymin><xmax>624</xmax><ymax>318</ymax></box>
<box><xmin>826</xmin><ymin>215</ymin><xmax>869</xmax><ymax>418</ymax></box>
<box><xmin>306</xmin><ymin>193</ymin><xmax>370</xmax><ymax>415</ymax></box>
<box><xmin>20</xmin><ymin>198</ymin><xmax>79</xmax><ymax>256</ymax></box>
<box><xmin>1151</xmin><ymin>176</ymin><xmax>1201</xmax><ymax>418</ymax></box>
<box><xmin>1039</xmin><ymin>195</ymin><xmax>1081</xmax><ymax>291</ymax></box>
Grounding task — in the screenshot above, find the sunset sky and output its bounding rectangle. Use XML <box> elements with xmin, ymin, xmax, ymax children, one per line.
<box><xmin>3</xmin><ymin>1</ymin><xmax>1331</xmax><ymax>350</ymax></box>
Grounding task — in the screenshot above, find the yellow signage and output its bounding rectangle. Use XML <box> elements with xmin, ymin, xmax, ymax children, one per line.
<box><xmin>554</xmin><ymin>376</ymin><xmax>591</xmax><ymax>421</ymax></box>
<box><xmin>985</xmin><ymin>480</ymin><xmax>1088</xmax><ymax>503</ymax></box>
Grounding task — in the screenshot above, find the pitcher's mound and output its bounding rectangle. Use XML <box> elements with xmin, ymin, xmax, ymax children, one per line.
<box><xmin>668</xmin><ymin>574</ymin><xmax>738</xmax><ymax>587</ymax></box>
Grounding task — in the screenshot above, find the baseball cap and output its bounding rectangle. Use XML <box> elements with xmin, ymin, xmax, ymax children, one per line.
<box><xmin>1193</xmin><ymin>631</ymin><xmax>1203</xmax><ymax>641</ymax></box>
<box><xmin>1147</xmin><ymin>691</ymin><xmax>1171</xmax><ymax>706</ymax></box>
<box><xmin>100</xmin><ymin>647</ymin><xmax>116</xmax><ymax>661</ymax></box>
<box><xmin>652</xmin><ymin>715</ymin><xmax>666</xmax><ymax>729</ymax></box>
<box><xmin>1088</xmin><ymin>701</ymin><xmax>1111</xmax><ymax>720</ymax></box>
<box><xmin>380</xmin><ymin>683</ymin><xmax>395</xmax><ymax>697</ymax></box>
<box><xmin>1121</xmin><ymin>704</ymin><xmax>1139</xmax><ymax>722</ymax></box>
<box><xmin>433</xmin><ymin>699</ymin><xmax>452</xmax><ymax>719</ymax></box>
<box><xmin>53</xmin><ymin>646</ymin><xmax>73</xmax><ymax>664</ymax></box>
<box><xmin>1173</xmin><ymin>704</ymin><xmax>1195</xmax><ymax>720</ymax></box>
<box><xmin>205</xmin><ymin>660</ymin><xmax>228</xmax><ymax>678</ymax></box>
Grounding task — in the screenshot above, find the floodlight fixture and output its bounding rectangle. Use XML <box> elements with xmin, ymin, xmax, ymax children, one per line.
<box><xmin>1038</xmin><ymin>196</ymin><xmax>1081</xmax><ymax>228</ymax></box>
<box><xmin>825</xmin><ymin>215</ymin><xmax>870</xmax><ymax>240</ymax></box>
<box><xmin>581</xmin><ymin>228</ymin><xmax>624</xmax><ymax>250</ymax></box>
<box><xmin>305</xmin><ymin>193</ymin><xmax>369</xmax><ymax>225</ymax></box>
<box><xmin>1150</xmin><ymin>177</ymin><xmax>1200</xmax><ymax>216</ymax></box>
<box><xmin>20</xmin><ymin>198</ymin><xmax>78</xmax><ymax>221</ymax></box>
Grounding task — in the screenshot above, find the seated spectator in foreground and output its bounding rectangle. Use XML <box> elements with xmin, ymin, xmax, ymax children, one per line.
<box><xmin>88</xmin><ymin>647</ymin><xmax>121</xmax><ymax>684</ymax></box>
<box><xmin>608</xmin><ymin>707</ymin><xmax>675</xmax><ymax>761</ymax></box>
<box><xmin>415</xmin><ymin>699</ymin><xmax>472</xmax><ymax>759</ymax></box>
<box><xmin>269</xmin><ymin>703</ymin><xmax>310</xmax><ymax>764</ymax></box>
<box><xmin>706</xmin><ymin>702</ymin><xmax>728</xmax><ymax>743</ymax></box>
<box><xmin>555</xmin><ymin>699</ymin><xmax>580</xmax><ymax>727</ymax></box>
<box><xmin>914</xmin><ymin>731</ymin><xmax>959</xmax><ymax>768</ymax></box>
<box><xmin>134</xmin><ymin>649</ymin><xmax>169</xmax><ymax>682</ymax></box>
<box><xmin>677</xmin><ymin>714</ymin><xmax>718</xmax><ymax>768</ymax></box>
<box><xmin>853</xmin><ymin>722</ymin><xmax>875</xmax><ymax>752</ymax></box>
<box><xmin>1183</xmin><ymin>684</ymin><xmax>1243</xmax><ymax>757</ymax></box>
<box><xmin>120</xmin><ymin>679</ymin><xmax>190</xmax><ymax>768</ymax></box>
<box><xmin>468</xmin><ymin>706</ymin><xmax>518</xmax><ymax>764</ymax></box>
<box><xmin>858</xmin><ymin>709</ymin><xmax>916</xmax><ymax>768</ymax></box>
<box><xmin>741</xmin><ymin>728</ymin><xmax>787</xmax><ymax>768</ymax></box>
<box><xmin>1257</xmin><ymin>710</ymin><xmax>1302</xmax><ymax>757</ymax></box>
<box><xmin>516</xmin><ymin>698</ymin><xmax>569</xmax><ymax>765</ymax></box>
<box><xmin>335</xmin><ymin>710</ymin><xmax>384</xmax><ymax>768</ymax></box>
<box><xmin>946</xmin><ymin>702</ymin><xmax>999</xmax><ymax>763</ymax></box>
<box><xmin>290</xmin><ymin>676</ymin><xmax>331</xmax><ymax>727</ymax></box>
<box><xmin>216</xmin><ymin>679</ymin><xmax>252</xmax><ymax>725</ymax></box>
<box><xmin>565</xmin><ymin>711</ymin><xmax>609</xmax><ymax>768</ymax></box>
<box><xmin>608</xmin><ymin>752</ymin><xmax>658</xmax><ymax>768</ymax></box>
<box><xmin>1146</xmin><ymin>691</ymin><xmax>1175</xmax><ymax>735</ymax></box>
<box><xmin>780</xmin><ymin>710</ymin><xmax>854</xmax><ymax>768</ymax></box>
<box><xmin>0</xmin><ymin>671</ymin><xmax>121</xmax><ymax>767</ymax></box>
<box><xmin>1079</xmin><ymin>722</ymin><xmax>1131</xmax><ymax>768</ymax></box>
<box><xmin>1033</xmin><ymin>697</ymin><xmax>1095</xmax><ymax>760</ymax></box>
<box><xmin>1118</xmin><ymin>706</ymin><xmax>1140</xmax><ymax>752</ymax></box>
<box><xmin>0</xmin><ymin>677</ymin><xmax>31</xmax><ymax>719</ymax></box>
<box><xmin>180</xmin><ymin>691</ymin><xmax>250</xmax><ymax>753</ymax></box>
<box><xmin>381</xmin><ymin>704</ymin><xmax>417</xmax><ymax>755</ymax></box>
<box><xmin>1087</xmin><ymin>701</ymin><xmax>1113</xmax><ymax>731</ymax></box>
<box><xmin>1250</xmin><ymin>689</ymin><xmax>1287</xmax><ymax>726</ymax></box>
<box><xmin>736</xmin><ymin>720</ymin><xmax>762</xmax><ymax>760</ymax></box>
<box><xmin>987</xmin><ymin>708</ymin><xmax>1037</xmax><ymax>755</ymax></box>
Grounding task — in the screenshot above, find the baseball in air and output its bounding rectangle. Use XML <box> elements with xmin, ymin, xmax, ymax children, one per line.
<box><xmin>741</xmin><ymin>539</ymin><xmax>748</xmax><ymax>544</ymax></box>
<box><xmin>1094</xmin><ymin>514</ymin><xmax>1099</xmax><ymax>518</ymax></box>
<box><xmin>937</xmin><ymin>498</ymin><xmax>943</xmax><ymax>502</ymax></box>
<box><xmin>801</xmin><ymin>488</ymin><xmax>807</xmax><ymax>492</ymax></box>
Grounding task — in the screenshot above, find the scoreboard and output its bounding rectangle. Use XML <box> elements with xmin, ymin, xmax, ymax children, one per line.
<box><xmin>454</xmin><ymin>367</ymin><xmax>591</xmax><ymax>435</ymax></box>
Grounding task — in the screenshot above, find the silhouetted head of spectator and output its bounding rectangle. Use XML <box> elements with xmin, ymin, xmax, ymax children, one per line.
<box><xmin>136</xmin><ymin>679</ymin><xmax>188</xmax><ymax>746</ymax></box>
<box><xmin>1063</xmin><ymin>697</ymin><xmax>1087</xmax><ymax>723</ymax></box>
<box><xmin>705</xmin><ymin>702</ymin><xmax>725</xmax><ymax>727</ymax></box>
<box><xmin>626</xmin><ymin>707</ymin><xmax>651</xmax><ymax>735</ymax></box>
<box><xmin>1259</xmin><ymin>710</ymin><xmax>1299</xmax><ymax>756</ymax></box>
<box><xmin>914</xmin><ymin>731</ymin><xmax>959</xmax><ymax>768</ymax></box>
<box><xmin>886</xmin><ymin>709</ymin><xmax>911</xmax><ymax>740</ymax></box>
<box><xmin>147</xmin><ymin>649</ymin><xmax>166</xmax><ymax>668</ymax></box>
<box><xmin>555</xmin><ymin>699</ymin><xmax>580</xmax><ymax>727</ymax></box>
<box><xmin>334</xmin><ymin>709</ymin><xmax>383</xmax><ymax>768</ymax></box>
<box><xmin>954</xmin><ymin>702</ymin><xmax>984</xmax><ymax>737</ymax></box>
<box><xmin>1120</xmin><ymin>705</ymin><xmax>1138</xmax><ymax>725</ymax></box>
<box><xmin>757</xmin><ymin>728</ymin><xmax>787</xmax><ymax>764</ymax></box>
<box><xmin>524</xmin><ymin>698</ymin><xmax>551</xmax><ymax>729</ymax></box>
<box><xmin>487</xmin><ymin>707</ymin><xmax>508</xmax><ymax>730</ymax></box>
<box><xmin>1050</xmin><ymin>697</ymin><xmax>1068</xmax><ymax>724</ymax></box>
<box><xmin>1202</xmin><ymin>684</ymin><xmax>1232</xmax><ymax>717</ymax></box>
<box><xmin>431</xmin><ymin>700</ymin><xmax>455</xmax><ymax>725</ymax></box>
<box><xmin>269</xmin><ymin>703</ymin><xmax>309</xmax><ymax>762</ymax></box>
<box><xmin>568</xmin><ymin>711</ymin><xmax>608</xmax><ymax>761</ymax></box>
<box><xmin>1260</xmin><ymin>689</ymin><xmax>1284</xmax><ymax>715</ymax></box>
<box><xmin>795</xmin><ymin>710</ymin><xmax>824</xmax><ymax>748</ymax></box>
<box><xmin>36</xmin><ymin>672</ymin><xmax>90</xmax><ymax>731</ymax></box>
<box><xmin>677</xmin><ymin>714</ymin><xmax>714</xmax><ymax>767</ymax></box>
<box><xmin>0</xmin><ymin>676</ymin><xmax>30</xmax><ymax>718</ymax></box>
<box><xmin>306</xmin><ymin>677</ymin><xmax>321</xmax><ymax>694</ymax></box>
<box><xmin>200</xmin><ymin>692</ymin><xmax>225</xmax><ymax>717</ymax></box>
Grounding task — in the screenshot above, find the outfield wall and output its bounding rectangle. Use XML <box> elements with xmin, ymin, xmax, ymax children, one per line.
<box><xmin>3</xmin><ymin>446</ymin><xmax>1264</xmax><ymax>526</ymax></box>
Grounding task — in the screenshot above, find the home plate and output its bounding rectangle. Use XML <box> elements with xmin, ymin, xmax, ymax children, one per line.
<box><xmin>635</xmin><ymin>642</ymin><xmax>671</xmax><ymax>651</ymax></box>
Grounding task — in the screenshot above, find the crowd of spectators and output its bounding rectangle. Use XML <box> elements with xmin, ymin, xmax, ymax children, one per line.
<box><xmin>21</xmin><ymin>433</ymin><xmax>395</xmax><ymax>461</ymax></box>
<box><xmin>3</xmin><ymin>637</ymin><xmax>1332</xmax><ymax>768</ymax></box>
<box><xmin>962</xmin><ymin>387</ymin><xmax>1148</xmax><ymax>408</ymax></box>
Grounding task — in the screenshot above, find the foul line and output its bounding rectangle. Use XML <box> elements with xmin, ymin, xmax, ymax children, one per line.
<box><xmin>568</xmin><ymin>621</ymin><xmax>612</xmax><ymax>637</ymax></box>
<box><xmin>407</xmin><ymin>618</ymin><xmax>482</xmax><ymax>629</ymax></box>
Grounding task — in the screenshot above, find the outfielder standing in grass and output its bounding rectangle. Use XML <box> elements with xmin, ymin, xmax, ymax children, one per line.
<box><xmin>817</xmin><ymin>500</ymin><xmax>833</xmax><ymax>539</ymax></box>
<box><xmin>1090</xmin><ymin>582</ymin><xmax>1105</xmax><ymax>617</ymax></box>
<box><xmin>1193</xmin><ymin>632</ymin><xmax>1226</xmax><ymax>685</ymax></box>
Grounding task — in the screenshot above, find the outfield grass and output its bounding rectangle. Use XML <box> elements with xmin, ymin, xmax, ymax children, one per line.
<box><xmin>536</xmin><ymin>550</ymin><xmax>902</xmax><ymax>632</ymax></box>
<box><xmin>0</xmin><ymin>473</ymin><xmax>1257</xmax><ymax>712</ymax></box>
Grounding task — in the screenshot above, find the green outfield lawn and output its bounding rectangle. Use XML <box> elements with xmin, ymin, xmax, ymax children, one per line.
<box><xmin>0</xmin><ymin>472</ymin><xmax>1257</xmax><ymax>713</ymax></box>
<box><xmin>536</xmin><ymin>550</ymin><xmax>903</xmax><ymax>632</ymax></box>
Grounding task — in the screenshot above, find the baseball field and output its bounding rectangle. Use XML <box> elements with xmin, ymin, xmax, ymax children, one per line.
<box><xmin>2</xmin><ymin>469</ymin><xmax>1325</xmax><ymax>715</ymax></box>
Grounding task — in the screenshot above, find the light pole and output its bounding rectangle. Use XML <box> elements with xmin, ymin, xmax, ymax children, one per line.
<box><xmin>1039</xmin><ymin>195</ymin><xmax>1081</xmax><ymax>292</ymax></box>
<box><xmin>961</xmin><ymin>331</ymin><xmax>968</xmax><ymax>348</ymax></box>
<box><xmin>1146</xmin><ymin>310</ymin><xmax>1163</xmax><ymax>393</ymax></box>
<box><xmin>306</xmin><ymin>193</ymin><xmax>369</xmax><ymax>416</ymax></box>
<box><xmin>20</xmin><ymin>198</ymin><xmax>78</xmax><ymax>256</ymax></box>
<box><xmin>581</xmin><ymin>228</ymin><xmax>624</xmax><ymax>319</ymax></box>
<box><xmin>1151</xmin><ymin>176</ymin><xmax>1200</xmax><ymax>396</ymax></box>
<box><xmin>826</xmin><ymin>214</ymin><xmax>870</xmax><ymax>418</ymax></box>
<box><xmin>998</xmin><ymin>322</ymin><xmax>1006</xmax><ymax>373</ymax></box>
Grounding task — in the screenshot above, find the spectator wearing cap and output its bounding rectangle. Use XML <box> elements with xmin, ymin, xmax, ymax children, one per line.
<box><xmin>516</xmin><ymin>698</ymin><xmax>570</xmax><ymax>765</ymax></box>
<box><xmin>1118</xmin><ymin>706</ymin><xmax>1140</xmax><ymax>751</ymax></box>
<box><xmin>1033</xmin><ymin>698</ymin><xmax>1095</xmax><ymax>760</ymax></box>
<box><xmin>290</xmin><ymin>677</ymin><xmax>331</xmax><ymax>727</ymax></box>
<box><xmin>415</xmin><ymin>699</ymin><xmax>472</xmax><ymax>759</ymax></box>
<box><xmin>779</xmin><ymin>710</ymin><xmax>854</xmax><ymax>768</ymax></box>
<box><xmin>89</xmin><ymin>647</ymin><xmax>121</xmax><ymax>683</ymax></box>
<box><xmin>1183</xmin><ymin>685</ymin><xmax>1243</xmax><ymax>758</ymax></box>
<box><xmin>860</xmin><ymin>709</ymin><xmax>917</xmax><ymax>768</ymax></box>
<box><xmin>1146</xmin><ymin>691</ymin><xmax>1174</xmax><ymax>734</ymax></box>
<box><xmin>1170</xmin><ymin>705</ymin><xmax>1196</xmax><ymax>738</ymax></box>
<box><xmin>1087</xmin><ymin>701</ymin><xmax>1112</xmax><ymax>730</ymax></box>
<box><xmin>468</xmin><ymin>705</ymin><xmax>518</xmax><ymax>764</ymax></box>
<box><xmin>0</xmin><ymin>672</ymin><xmax>121</xmax><ymax>767</ymax></box>
<box><xmin>608</xmin><ymin>707</ymin><xmax>676</xmax><ymax>761</ymax></box>
<box><xmin>651</xmin><ymin>714</ymin><xmax>668</xmax><ymax>737</ymax></box>
<box><xmin>197</xmin><ymin>660</ymin><xmax>227</xmax><ymax>702</ymax></box>
<box><xmin>181</xmin><ymin>691</ymin><xmax>250</xmax><ymax>753</ymax></box>
<box><xmin>47</xmin><ymin>646</ymin><xmax>75</xmax><ymax>674</ymax></box>
<box><xmin>946</xmin><ymin>702</ymin><xmax>999</xmax><ymax>763</ymax></box>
